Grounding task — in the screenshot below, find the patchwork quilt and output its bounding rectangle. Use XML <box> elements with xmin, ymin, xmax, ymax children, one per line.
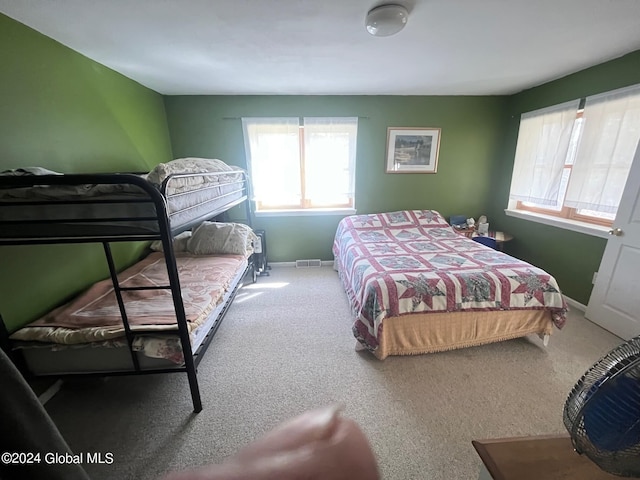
<box><xmin>332</xmin><ymin>210</ymin><xmax>568</xmax><ymax>351</ymax></box>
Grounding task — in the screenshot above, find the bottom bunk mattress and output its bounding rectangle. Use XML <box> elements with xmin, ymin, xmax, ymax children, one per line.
<box><xmin>9</xmin><ymin>251</ymin><xmax>248</xmax><ymax>373</ymax></box>
<box><xmin>333</xmin><ymin>210</ymin><xmax>569</xmax><ymax>360</ymax></box>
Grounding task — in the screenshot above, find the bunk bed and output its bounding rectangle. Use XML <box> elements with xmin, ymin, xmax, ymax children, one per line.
<box><xmin>333</xmin><ymin>210</ymin><xmax>568</xmax><ymax>360</ymax></box>
<box><xmin>0</xmin><ymin>158</ymin><xmax>255</xmax><ymax>412</ymax></box>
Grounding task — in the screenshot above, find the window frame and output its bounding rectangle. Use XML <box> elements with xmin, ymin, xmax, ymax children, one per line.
<box><xmin>509</xmin><ymin>91</ymin><xmax>635</xmax><ymax>229</ymax></box>
<box><xmin>504</xmin><ymin>205</ymin><xmax>611</xmax><ymax>239</ymax></box>
<box><xmin>243</xmin><ymin>117</ymin><xmax>358</xmax><ymax>214</ymax></box>
<box><xmin>515</xmin><ymin>107</ymin><xmax>613</xmax><ymax>228</ymax></box>
<box><xmin>515</xmin><ymin>201</ymin><xmax>614</xmax><ymax>228</ymax></box>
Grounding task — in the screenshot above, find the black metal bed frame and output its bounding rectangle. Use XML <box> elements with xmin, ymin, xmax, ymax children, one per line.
<box><xmin>0</xmin><ymin>170</ymin><xmax>254</xmax><ymax>413</ymax></box>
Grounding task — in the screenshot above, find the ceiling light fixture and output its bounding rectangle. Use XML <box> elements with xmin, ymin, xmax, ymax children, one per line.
<box><xmin>365</xmin><ymin>4</ymin><xmax>409</xmax><ymax>37</ymax></box>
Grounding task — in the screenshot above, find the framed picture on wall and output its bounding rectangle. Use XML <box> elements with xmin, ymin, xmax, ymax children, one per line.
<box><xmin>385</xmin><ymin>127</ymin><xmax>441</xmax><ymax>173</ymax></box>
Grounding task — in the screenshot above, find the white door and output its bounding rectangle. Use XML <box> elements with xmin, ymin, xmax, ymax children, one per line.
<box><xmin>586</xmin><ymin>141</ymin><xmax>640</xmax><ymax>339</ymax></box>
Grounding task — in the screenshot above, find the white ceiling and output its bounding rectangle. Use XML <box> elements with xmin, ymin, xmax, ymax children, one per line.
<box><xmin>3</xmin><ymin>0</ymin><xmax>640</xmax><ymax>96</ymax></box>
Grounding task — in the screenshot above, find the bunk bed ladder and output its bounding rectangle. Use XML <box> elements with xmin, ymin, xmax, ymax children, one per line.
<box><xmin>101</xmin><ymin>242</ymin><xmax>142</xmax><ymax>372</ymax></box>
<box><xmin>101</xmin><ymin>242</ymin><xmax>203</xmax><ymax>412</ymax></box>
<box><xmin>158</xmin><ymin>240</ymin><xmax>203</xmax><ymax>413</ymax></box>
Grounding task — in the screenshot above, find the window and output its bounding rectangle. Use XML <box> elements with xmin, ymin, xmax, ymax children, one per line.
<box><xmin>242</xmin><ymin>117</ymin><xmax>358</xmax><ymax>213</ymax></box>
<box><xmin>508</xmin><ymin>84</ymin><xmax>640</xmax><ymax>227</ymax></box>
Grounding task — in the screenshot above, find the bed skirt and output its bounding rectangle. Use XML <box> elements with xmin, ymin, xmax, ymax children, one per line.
<box><xmin>372</xmin><ymin>309</ymin><xmax>553</xmax><ymax>360</ymax></box>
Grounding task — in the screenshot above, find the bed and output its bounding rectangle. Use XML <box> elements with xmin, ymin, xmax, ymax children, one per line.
<box><xmin>0</xmin><ymin>158</ymin><xmax>255</xmax><ymax>412</ymax></box>
<box><xmin>8</xmin><ymin>250</ymin><xmax>250</xmax><ymax>368</ymax></box>
<box><xmin>332</xmin><ymin>210</ymin><xmax>568</xmax><ymax>360</ymax></box>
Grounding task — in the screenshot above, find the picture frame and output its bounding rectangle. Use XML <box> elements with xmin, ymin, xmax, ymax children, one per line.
<box><xmin>385</xmin><ymin>127</ymin><xmax>441</xmax><ymax>173</ymax></box>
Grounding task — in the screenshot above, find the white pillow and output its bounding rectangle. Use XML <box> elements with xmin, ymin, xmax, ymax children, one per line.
<box><xmin>150</xmin><ymin>231</ymin><xmax>192</xmax><ymax>252</ymax></box>
<box><xmin>187</xmin><ymin>222</ymin><xmax>257</xmax><ymax>256</ymax></box>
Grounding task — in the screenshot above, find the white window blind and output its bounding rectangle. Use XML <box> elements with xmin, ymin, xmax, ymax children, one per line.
<box><xmin>508</xmin><ymin>100</ymin><xmax>580</xmax><ymax>206</ymax></box>
<box><xmin>564</xmin><ymin>85</ymin><xmax>640</xmax><ymax>214</ymax></box>
<box><xmin>242</xmin><ymin>117</ymin><xmax>358</xmax><ymax>211</ymax></box>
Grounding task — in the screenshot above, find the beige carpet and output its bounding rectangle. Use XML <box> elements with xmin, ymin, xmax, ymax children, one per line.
<box><xmin>45</xmin><ymin>266</ymin><xmax>623</xmax><ymax>480</ymax></box>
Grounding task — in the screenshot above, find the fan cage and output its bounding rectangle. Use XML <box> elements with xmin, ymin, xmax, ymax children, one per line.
<box><xmin>563</xmin><ymin>335</ymin><xmax>640</xmax><ymax>477</ymax></box>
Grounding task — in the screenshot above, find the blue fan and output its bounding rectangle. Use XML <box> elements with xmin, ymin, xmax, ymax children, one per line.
<box><xmin>564</xmin><ymin>336</ymin><xmax>640</xmax><ymax>477</ymax></box>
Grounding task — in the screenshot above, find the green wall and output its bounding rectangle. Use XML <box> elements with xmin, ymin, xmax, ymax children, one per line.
<box><xmin>165</xmin><ymin>95</ymin><xmax>508</xmax><ymax>262</ymax></box>
<box><xmin>487</xmin><ymin>50</ymin><xmax>640</xmax><ymax>305</ymax></box>
<box><xmin>0</xmin><ymin>14</ymin><xmax>173</xmax><ymax>331</ymax></box>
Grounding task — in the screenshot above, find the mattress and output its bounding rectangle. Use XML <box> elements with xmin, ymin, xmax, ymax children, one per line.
<box><xmin>332</xmin><ymin>210</ymin><xmax>568</xmax><ymax>358</ymax></box>
<box><xmin>0</xmin><ymin>161</ymin><xmax>247</xmax><ymax>240</ymax></box>
<box><xmin>10</xmin><ymin>252</ymin><xmax>248</xmax><ymax>372</ymax></box>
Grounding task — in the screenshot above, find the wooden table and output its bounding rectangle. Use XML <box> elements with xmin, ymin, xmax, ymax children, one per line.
<box><xmin>492</xmin><ymin>231</ymin><xmax>513</xmax><ymax>251</ymax></box>
<box><xmin>490</xmin><ymin>231</ymin><xmax>513</xmax><ymax>244</ymax></box>
<box><xmin>472</xmin><ymin>434</ymin><xmax>629</xmax><ymax>480</ymax></box>
<box><xmin>452</xmin><ymin>226</ymin><xmax>513</xmax><ymax>249</ymax></box>
<box><xmin>470</xmin><ymin>231</ymin><xmax>513</xmax><ymax>251</ymax></box>
<box><xmin>453</xmin><ymin>226</ymin><xmax>476</xmax><ymax>238</ymax></box>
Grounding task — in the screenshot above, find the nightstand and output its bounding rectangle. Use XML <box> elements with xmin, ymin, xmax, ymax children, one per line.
<box><xmin>471</xmin><ymin>231</ymin><xmax>514</xmax><ymax>251</ymax></box>
<box><xmin>491</xmin><ymin>231</ymin><xmax>513</xmax><ymax>251</ymax></box>
<box><xmin>452</xmin><ymin>226</ymin><xmax>476</xmax><ymax>238</ymax></box>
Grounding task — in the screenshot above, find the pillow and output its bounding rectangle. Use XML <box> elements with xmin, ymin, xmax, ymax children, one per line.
<box><xmin>187</xmin><ymin>222</ymin><xmax>257</xmax><ymax>256</ymax></box>
<box><xmin>150</xmin><ymin>231</ymin><xmax>192</xmax><ymax>252</ymax></box>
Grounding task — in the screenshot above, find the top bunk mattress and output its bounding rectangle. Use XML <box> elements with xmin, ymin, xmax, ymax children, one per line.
<box><xmin>0</xmin><ymin>158</ymin><xmax>248</xmax><ymax>241</ymax></box>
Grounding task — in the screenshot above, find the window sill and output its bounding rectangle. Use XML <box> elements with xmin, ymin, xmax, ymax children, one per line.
<box><xmin>255</xmin><ymin>208</ymin><xmax>357</xmax><ymax>217</ymax></box>
<box><xmin>504</xmin><ymin>209</ymin><xmax>610</xmax><ymax>239</ymax></box>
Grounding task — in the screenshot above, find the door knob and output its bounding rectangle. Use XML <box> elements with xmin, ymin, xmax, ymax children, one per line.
<box><xmin>608</xmin><ymin>228</ymin><xmax>624</xmax><ymax>236</ymax></box>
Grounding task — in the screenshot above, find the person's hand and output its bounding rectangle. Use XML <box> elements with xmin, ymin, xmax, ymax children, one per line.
<box><xmin>162</xmin><ymin>405</ymin><xmax>379</xmax><ymax>480</ymax></box>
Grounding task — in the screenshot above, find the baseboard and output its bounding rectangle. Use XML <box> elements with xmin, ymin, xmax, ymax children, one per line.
<box><xmin>563</xmin><ymin>295</ymin><xmax>586</xmax><ymax>312</ymax></box>
<box><xmin>268</xmin><ymin>262</ymin><xmax>296</xmax><ymax>267</ymax></box>
<box><xmin>270</xmin><ymin>261</ymin><xmax>334</xmax><ymax>268</ymax></box>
